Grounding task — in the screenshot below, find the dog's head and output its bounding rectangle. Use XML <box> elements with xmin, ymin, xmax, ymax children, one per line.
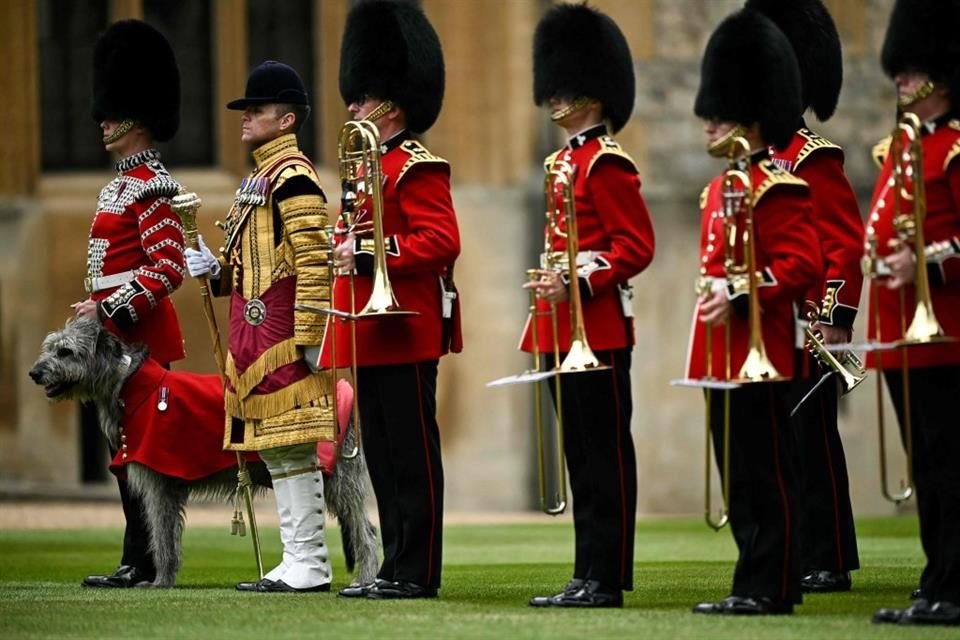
<box><xmin>28</xmin><ymin>317</ymin><xmax>126</xmax><ymax>401</ymax></box>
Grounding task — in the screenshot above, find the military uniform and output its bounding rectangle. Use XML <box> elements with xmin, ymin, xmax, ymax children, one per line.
<box><xmin>773</xmin><ymin>128</ymin><xmax>863</xmax><ymax>586</ymax></box>
<box><xmin>81</xmin><ymin>19</ymin><xmax>183</xmax><ymax>590</ymax></box>
<box><xmin>689</xmin><ymin>8</ymin><xmax>818</xmax><ymax>615</ymax></box>
<box><xmin>322</xmin><ymin>130</ymin><xmax>460</xmax><ymax>592</ymax></box>
<box><xmin>524</xmin><ymin>4</ymin><xmax>648</xmax><ymax>609</ymax></box>
<box><xmin>215</xmin><ymin>133</ymin><xmax>335</xmax><ymax>452</ymax></box>
<box><xmin>326</xmin><ymin>1</ymin><xmax>457</xmax><ymax>600</ymax></box>
<box><xmin>867</xmin><ymin>115</ymin><xmax>960</xmax><ymax>608</ymax></box>
<box><xmin>520</xmin><ymin>125</ymin><xmax>654</xmax><ymax>595</ymax></box>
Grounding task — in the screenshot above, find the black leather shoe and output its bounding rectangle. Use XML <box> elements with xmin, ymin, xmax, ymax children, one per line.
<box><xmin>692</xmin><ymin>595</ymin><xmax>747</xmax><ymax>615</ymax></box>
<box><xmin>551</xmin><ymin>580</ymin><xmax>623</xmax><ymax>609</ymax></box>
<box><xmin>725</xmin><ymin>596</ymin><xmax>793</xmax><ymax>615</ymax></box>
<box><xmin>873</xmin><ymin>598</ymin><xmax>929</xmax><ymax>624</ymax></box>
<box><xmin>529</xmin><ymin>579</ymin><xmax>585</xmax><ymax>607</ymax></box>
<box><xmin>339</xmin><ymin>579</ymin><xmax>390</xmax><ymax>598</ymax></box>
<box><xmin>910</xmin><ymin>587</ymin><xmax>924</xmax><ymax>600</ymax></box>
<box><xmin>899</xmin><ymin>600</ymin><xmax>960</xmax><ymax>626</ymax></box>
<box><xmin>236</xmin><ymin>578</ymin><xmax>276</xmax><ymax>592</ymax></box>
<box><xmin>82</xmin><ymin>565</ymin><xmax>154</xmax><ymax>588</ymax></box>
<box><xmin>367</xmin><ymin>580</ymin><xmax>438</xmax><ymax>599</ymax></box>
<box><xmin>801</xmin><ymin>570</ymin><xmax>851</xmax><ymax>593</ymax></box>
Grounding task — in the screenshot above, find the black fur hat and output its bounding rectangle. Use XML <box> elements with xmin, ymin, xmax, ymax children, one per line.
<box><xmin>532</xmin><ymin>3</ymin><xmax>635</xmax><ymax>133</ymax></box>
<box><xmin>744</xmin><ymin>0</ymin><xmax>841</xmax><ymax>122</ymax></box>
<box><xmin>694</xmin><ymin>9</ymin><xmax>802</xmax><ymax>150</ymax></box>
<box><xmin>881</xmin><ymin>0</ymin><xmax>960</xmax><ymax>110</ymax></box>
<box><xmin>91</xmin><ymin>20</ymin><xmax>180</xmax><ymax>142</ymax></box>
<box><xmin>339</xmin><ymin>0</ymin><xmax>445</xmax><ymax>134</ymax></box>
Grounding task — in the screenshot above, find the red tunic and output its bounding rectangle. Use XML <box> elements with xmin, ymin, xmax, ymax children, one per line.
<box><xmin>321</xmin><ymin>134</ymin><xmax>461</xmax><ymax>367</ymax></box>
<box><xmin>865</xmin><ymin>117</ymin><xmax>960</xmax><ymax>369</ymax></box>
<box><xmin>771</xmin><ymin>129</ymin><xmax>864</xmax><ymax>328</ymax></box>
<box><xmin>110</xmin><ymin>359</ymin><xmax>257</xmax><ymax>481</ymax></box>
<box><xmin>684</xmin><ymin>158</ymin><xmax>822</xmax><ymax>380</ymax></box>
<box><xmin>88</xmin><ymin>149</ymin><xmax>185</xmax><ymax>365</ymax></box>
<box><xmin>519</xmin><ymin>127</ymin><xmax>655</xmax><ymax>354</ymax></box>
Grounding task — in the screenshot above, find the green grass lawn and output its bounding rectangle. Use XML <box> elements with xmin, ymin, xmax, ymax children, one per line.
<box><xmin>0</xmin><ymin>515</ymin><xmax>951</xmax><ymax>639</ymax></box>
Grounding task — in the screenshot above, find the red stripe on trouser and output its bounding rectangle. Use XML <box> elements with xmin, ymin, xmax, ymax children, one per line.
<box><xmin>769</xmin><ymin>386</ymin><xmax>792</xmax><ymax>600</ymax></box>
<box><xmin>818</xmin><ymin>395</ymin><xmax>844</xmax><ymax>569</ymax></box>
<box><xmin>610</xmin><ymin>358</ymin><xmax>628</xmax><ymax>585</ymax></box>
<box><xmin>415</xmin><ymin>365</ymin><xmax>437</xmax><ymax>583</ymax></box>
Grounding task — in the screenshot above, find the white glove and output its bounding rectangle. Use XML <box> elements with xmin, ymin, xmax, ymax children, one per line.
<box><xmin>184</xmin><ymin>235</ymin><xmax>221</xmax><ymax>279</ymax></box>
<box><xmin>303</xmin><ymin>345</ymin><xmax>322</xmax><ymax>373</ymax></box>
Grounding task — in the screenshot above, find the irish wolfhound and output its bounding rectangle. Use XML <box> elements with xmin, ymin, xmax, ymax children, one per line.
<box><xmin>29</xmin><ymin>317</ymin><xmax>378</xmax><ymax>589</ymax></box>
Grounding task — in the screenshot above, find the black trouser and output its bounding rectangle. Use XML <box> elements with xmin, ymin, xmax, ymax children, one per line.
<box><xmin>546</xmin><ymin>348</ymin><xmax>636</xmax><ymax>592</ymax></box>
<box><xmin>357</xmin><ymin>361</ymin><xmax>444</xmax><ymax>589</ymax></box>
<box><xmin>884</xmin><ymin>364</ymin><xmax>960</xmax><ymax>603</ymax></box>
<box><xmin>112</xmin><ymin>458</ymin><xmax>156</xmax><ymax>577</ymax></box>
<box><xmin>790</xmin><ymin>351</ymin><xmax>859</xmax><ymax>574</ymax></box>
<box><xmin>708</xmin><ymin>381</ymin><xmax>801</xmax><ymax>604</ymax></box>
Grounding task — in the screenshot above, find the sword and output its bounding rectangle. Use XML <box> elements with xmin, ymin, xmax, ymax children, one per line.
<box><xmin>790</xmin><ymin>370</ymin><xmax>837</xmax><ymax>418</ymax></box>
<box><xmin>173</xmin><ymin>188</ymin><xmax>264</xmax><ymax>580</ymax></box>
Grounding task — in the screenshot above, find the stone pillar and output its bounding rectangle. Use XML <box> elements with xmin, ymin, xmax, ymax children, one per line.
<box><xmin>0</xmin><ymin>0</ymin><xmax>39</xmax><ymax>196</ymax></box>
<box><xmin>110</xmin><ymin>0</ymin><xmax>142</xmax><ymax>20</ymax></box>
<box><xmin>315</xmin><ymin>0</ymin><xmax>349</xmax><ymax>172</ymax></box>
<box><xmin>214</xmin><ymin>0</ymin><xmax>248</xmax><ymax>176</ymax></box>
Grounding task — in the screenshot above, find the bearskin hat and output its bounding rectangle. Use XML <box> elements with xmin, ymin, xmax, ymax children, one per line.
<box><xmin>532</xmin><ymin>3</ymin><xmax>635</xmax><ymax>133</ymax></box>
<box><xmin>744</xmin><ymin>0</ymin><xmax>842</xmax><ymax>121</ymax></box>
<box><xmin>881</xmin><ymin>0</ymin><xmax>960</xmax><ymax>110</ymax></box>
<box><xmin>694</xmin><ymin>9</ymin><xmax>802</xmax><ymax>150</ymax></box>
<box><xmin>91</xmin><ymin>20</ymin><xmax>180</xmax><ymax>142</ymax></box>
<box><xmin>339</xmin><ymin>0</ymin><xmax>445</xmax><ymax>134</ymax></box>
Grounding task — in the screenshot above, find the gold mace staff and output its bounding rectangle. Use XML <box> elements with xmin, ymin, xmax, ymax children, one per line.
<box><xmin>172</xmin><ymin>187</ymin><xmax>264</xmax><ymax>580</ymax></box>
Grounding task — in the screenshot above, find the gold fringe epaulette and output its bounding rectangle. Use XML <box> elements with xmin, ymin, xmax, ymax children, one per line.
<box><xmin>872</xmin><ymin>135</ymin><xmax>892</xmax><ymax>169</ymax></box>
<box><xmin>225</xmin><ymin>338</ymin><xmax>300</xmax><ymax>402</ymax></box>
<box><xmin>543</xmin><ymin>150</ymin><xmax>561</xmax><ymax>173</ymax></box>
<box><xmin>753</xmin><ymin>159</ymin><xmax>808</xmax><ymax>205</ymax></box>
<box><xmin>944</xmin><ymin>132</ymin><xmax>960</xmax><ymax>172</ymax></box>
<box><xmin>793</xmin><ymin>128</ymin><xmax>841</xmax><ymax>169</ymax></box>
<box><xmin>699</xmin><ymin>185</ymin><xmax>710</xmax><ymax>212</ymax></box>
<box><xmin>587</xmin><ymin>136</ymin><xmax>638</xmax><ymax>175</ymax></box>
<box><xmin>396</xmin><ymin>140</ymin><xmax>448</xmax><ymax>184</ymax></box>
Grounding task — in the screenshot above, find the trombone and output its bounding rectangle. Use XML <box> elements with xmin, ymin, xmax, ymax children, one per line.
<box><xmin>488</xmin><ymin>158</ymin><xmax>609</xmax><ymax>515</ymax></box>
<box><xmin>864</xmin><ymin>112</ymin><xmax>953</xmax><ymax>502</ymax></box>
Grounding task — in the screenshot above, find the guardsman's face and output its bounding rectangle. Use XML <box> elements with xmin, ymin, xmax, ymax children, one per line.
<box><xmin>100</xmin><ymin>119</ymin><xmax>149</xmax><ymax>157</ymax></box>
<box><xmin>894</xmin><ymin>70</ymin><xmax>932</xmax><ymax>104</ymax></box>
<box><xmin>703</xmin><ymin>119</ymin><xmax>737</xmax><ymax>145</ymax></box>
<box><xmin>241</xmin><ymin>105</ymin><xmax>284</xmax><ymax>146</ymax></box>
<box><xmin>347</xmin><ymin>96</ymin><xmax>382</xmax><ymax>122</ymax></box>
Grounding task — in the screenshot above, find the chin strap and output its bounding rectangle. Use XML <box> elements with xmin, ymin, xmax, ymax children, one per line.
<box><xmin>551</xmin><ymin>96</ymin><xmax>591</xmax><ymax>122</ymax></box>
<box><xmin>707</xmin><ymin>124</ymin><xmax>748</xmax><ymax>158</ymax></box>
<box><xmin>365</xmin><ymin>100</ymin><xmax>395</xmax><ymax>123</ymax></box>
<box><xmin>899</xmin><ymin>80</ymin><xmax>936</xmax><ymax>108</ymax></box>
<box><xmin>103</xmin><ymin>119</ymin><xmax>136</xmax><ymax>145</ymax></box>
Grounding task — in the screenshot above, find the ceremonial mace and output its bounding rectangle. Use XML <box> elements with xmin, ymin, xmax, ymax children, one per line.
<box><xmin>172</xmin><ymin>188</ymin><xmax>264</xmax><ymax>579</ymax></box>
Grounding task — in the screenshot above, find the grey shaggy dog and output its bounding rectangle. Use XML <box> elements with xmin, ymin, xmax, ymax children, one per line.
<box><xmin>29</xmin><ymin>317</ymin><xmax>379</xmax><ymax>589</ymax></box>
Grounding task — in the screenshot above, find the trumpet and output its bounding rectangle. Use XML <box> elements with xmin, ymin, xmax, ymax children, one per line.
<box><xmin>803</xmin><ymin>304</ymin><xmax>867</xmax><ymax>396</ymax></box>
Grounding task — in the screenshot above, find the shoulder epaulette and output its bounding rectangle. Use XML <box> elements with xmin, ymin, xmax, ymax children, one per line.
<box><xmin>793</xmin><ymin>128</ymin><xmax>842</xmax><ymax>169</ymax></box>
<box><xmin>587</xmin><ymin>136</ymin><xmax>638</xmax><ymax>175</ymax></box>
<box><xmin>872</xmin><ymin>135</ymin><xmax>892</xmax><ymax>169</ymax></box>
<box><xmin>753</xmin><ymin>159</ymin><xmax>808</xmax><ymax>205</ymax></box>
<box><xmin>133</xmin><ymin>170</ymin><xmax>180</xmax><ymax>202</ymax></box>
<box><xmin>944</xmin><ymin>122</ymin><xmax>960</xmax><ymax>171</ymax></box>
<box><xmin>396</xmin><ymin>140</ymin><xmax>448</xmax><ymax>184</ymax></box>
<box><xmin>273</xmin><ymin>156</ymin><xmax>322</xmax><ymax>193</ymax></box>
<box><xmin>543</xmin><ymin>150</ymin><xmax>561</xmax><ymax>173</ymax></box>
<box><xmin>699</xmin><ymin>185</ymin><xmax>710</xmax><ymax>212</ymax></box>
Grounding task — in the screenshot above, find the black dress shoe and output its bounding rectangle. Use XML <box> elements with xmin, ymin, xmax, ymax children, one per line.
<box><xmin>529</xmin><ymin>579</ymin><xmax>585</xmax><ymax>607</ymax></box>
<box><xmin>367</xmin><ymin>580</ymin><xmax>438</xmax><ymax>599</ymax></box>
<box><xmin>82</xmin><ymin>565</ymin><xmax>154</xmax><ymax>588</ymax></box>
<box><xmin>338</xmin><ymin>579</ymin><xmax>390</xmax><ymax>598</ymax></box>
<box><xmin>236</xmin><ymin>578</ymin><xmax>276</xmax><ymax>592</ymax></box>
<box><xmin>801</xmin><ymin>570</ymin><xmax>851</xmax><ymax>593</ymax></box>
<box><xmin>873</xmin><ymin>598</ymin><xmax>929</xmax><ymax>624</ymax></box>
<box><xmin>910</xmin><ymin>587</ymin><xmax>924</xmax><ymax>600</ymax></box>
<box><xmin>725</xmin><ymin>596</ymin><xmax>793</xmax><ymax>615</ymax></box>
<box><xmin>692</xmin><ymin>595</ymin><xmax>748</xmax><ymax>615</ymax></box>
<box><xmin>551</xmin><ymin>580</ymin><xmax>623</xmax><ymax>609</ymax></box>
<box><xmin>899</xmin><ymin>600</ymin><xmax>960</xmax><ymax>626</ymax></box>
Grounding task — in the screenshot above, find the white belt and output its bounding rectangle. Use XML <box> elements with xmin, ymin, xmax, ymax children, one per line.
<box><xmin>539</xmin><ymin>250</ymin><xmax>602</xmax><ymax>269</ymax></box>
<box><xmin>84</xmin><ymin>270</ymin><xmax>135</xmax><ymax>293</ymax></box>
